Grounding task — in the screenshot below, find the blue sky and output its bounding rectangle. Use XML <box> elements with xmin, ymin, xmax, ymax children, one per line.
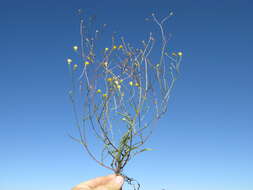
<box><xmin>1</xmin><ymin>0</ymin><xmax>253</xmax><ymax>190</ymax></box>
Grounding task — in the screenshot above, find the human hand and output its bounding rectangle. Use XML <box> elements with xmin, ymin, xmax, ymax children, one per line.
<box><xmin>71</xmin><ymin>174</ymin><xmax>124</xmax><ymax>190</ymax></box>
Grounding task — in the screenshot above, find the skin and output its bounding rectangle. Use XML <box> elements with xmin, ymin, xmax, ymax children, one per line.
<box><xmin>71</xmin><ymin>174</ymin><xmax>124</xmax><ymax>190</ymax></box>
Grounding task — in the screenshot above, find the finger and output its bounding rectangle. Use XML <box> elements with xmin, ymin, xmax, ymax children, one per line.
<box><xmin>103</xmin><ymin>175</ymin><xmax>124</xmax><ymax>190</ymax></box>
<box><xmin>72</xmin><ymin>174</ymin><xmax>124</xmax><ymax>190</ymax></box>
<box><xmin>85</xmin><ymin>174</ymin><xmax>116</xmax><ymax>188</ymax></box>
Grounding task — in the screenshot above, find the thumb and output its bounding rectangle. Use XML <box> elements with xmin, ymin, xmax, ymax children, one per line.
<box><xmin>104</xmin><ymin>175</ymin><xmax>124</xmax><ymax>190</ymax></box>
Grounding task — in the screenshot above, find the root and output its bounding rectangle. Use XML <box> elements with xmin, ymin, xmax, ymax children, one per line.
<box><xmin>121</xmin><ymin>174</ymin><xmax>140</xmax><ymax>190</ymax></box>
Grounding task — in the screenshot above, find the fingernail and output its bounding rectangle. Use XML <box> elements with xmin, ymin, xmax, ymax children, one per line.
<box><xmin>115</xmin><ymin>176</ymin><xmax>124</xmax><ymax>185</ymax></box>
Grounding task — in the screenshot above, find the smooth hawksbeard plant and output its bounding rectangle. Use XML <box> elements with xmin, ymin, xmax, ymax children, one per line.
<box><xmin>67</xmin><ymin>10</ymin><xmax>183</xmax><ymax>190</ymax></box>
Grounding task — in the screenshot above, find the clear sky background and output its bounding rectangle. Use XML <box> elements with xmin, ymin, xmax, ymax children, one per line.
<box><xmin>1</xmin><ymin>0</ymin><xmax>253</xmax><ymax>190</ymax></box>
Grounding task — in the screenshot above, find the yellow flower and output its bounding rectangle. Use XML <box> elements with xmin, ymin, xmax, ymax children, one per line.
<box><xmin>85</xmin><ymin>61</ymin><xmax>90</xmax><ymax>65</ymax></box>
<box><xmin>113</xmin><ymin>45</ymin><xmax>117</xmax><ymax>49</ymax></box>
<box><xmin>172</xmin><ymin>52</ymin><xmax>177</xmax><ymax>56</ymax></box>
<box><xmin>178</xmin><ymin>52</ymin><xmax>183</xmax><ymax>56</ymax></box>
<box><xmin>118</xmin><ymin>45</ymin><xmax>123</xmax><ymax>49</ymax></box>
<box><xmin>116</xmin><ymin>85</ymin><xmax>121</xmax><ymax>89</ymax></box>
<box><xmin>67</xmin><ymin>58</ymin><xmax>72</xmax><ymax>64</ymax></box>
<box><xmin>105</xmin><ymin>47</ymin><xmax>109</xmax><ymax>51</ymax></box>
<box><xmin>129</xmin><ymin>81</ymin><xmax>133</xmax><ymax>86</ymax></box>
<box><xmin>120</xmin><ymin>79</ymin><xmax>123</xmax><ymax>83</ymax></box>
<box><xmin>107</xmin><ymin>78</ymin><xmax>113</xmax><ymax>82</ymax></box>
<box><xmin>73</xmin><ymin>46</ymin><xmax>78</xmax><ymax>51</ymax></box>
<box><xmin>103</xmin><ymin>62</ymin><xmax>108</xmax><ymax>67</ymax></box>
<box><xmin>135</xmin><ymin>82</ymin><xmax>140</xmax><ymax>87</ymax></box>
<box><xmin>96</xmin><ymin>89</ymin><xmax>101</xmax><ymax>93</ymax></box>
<box><xmin>134</xmin><ymin>63</ymin><xmax>140</xmax><ymax>67</ymax></box>
<box><xmin>73</xmin><ymin>64</ymin><xmax>78</xmax><ymax>70</ymax></box>
<box><xmin>102</xmin><ymin>93</ymin><xmax>107</xmax><ymax>97</ymax></box>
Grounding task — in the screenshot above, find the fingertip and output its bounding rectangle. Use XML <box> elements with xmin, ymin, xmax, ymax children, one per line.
<box><xmin>115</xmin><ymin>176</ymin><xmax>124</xmax><ymax>186</ymax></box>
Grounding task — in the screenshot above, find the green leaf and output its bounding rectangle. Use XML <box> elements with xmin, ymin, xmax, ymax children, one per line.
<box><xmin>139</xmin><ymin>148</ymin><xmax>153</xmax><ymax>153</ymax></box>
<box><xmin>116</xmin><ymin>112</ymin><xmax>130</xmax><ymax>118</ymax></box>
<box><xmin>129</xmin><ymin>146</ymin><xmax>138</xmax><ymax>151</ymax></box>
